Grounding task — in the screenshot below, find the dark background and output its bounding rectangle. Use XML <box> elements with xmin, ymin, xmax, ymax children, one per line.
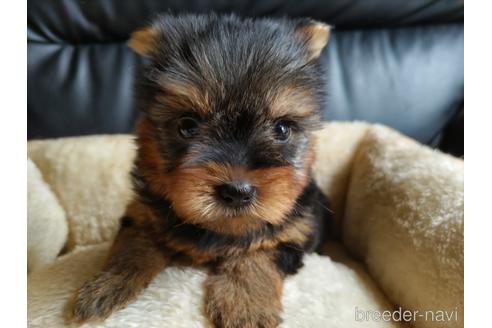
<box><xmin>27</xmin><ymin>0</ymin><xmax>464</xmax><ymax>156</ymax></box>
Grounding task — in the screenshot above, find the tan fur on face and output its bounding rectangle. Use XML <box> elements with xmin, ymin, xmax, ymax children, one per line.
<box><xmin>135</xmin><ymin>118</ymin><xmax>169</xmax><ymax>195</ymax></box>
<box><xmin>269</xmin><ymin>84</ymin><xmax>317</xmax><ymax>118</ymax></box>
<box><xmin>205</xmin><ymin>250</ymin><xmax>283</xmax><ymax>328</ymax></box>
<box><xmin>156</xmin><ymin>78</ymin><xmax>212</xmax><ymax>116</ymax></box>
<box><xmin>164</xmin><ymin>162</ymin><xmax>308</xmax><ymax>234</ymax></box>
<box><xmin>136</xmin><ymin>118</ymin><xmax>316</xmax><ymax>236</ymax></box>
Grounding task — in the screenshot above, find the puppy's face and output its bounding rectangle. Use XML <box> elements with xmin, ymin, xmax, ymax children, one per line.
<box><xmin>130</xmin><ymin>14</ymin><xmax>330</xmax><ymax>234</ymax></box>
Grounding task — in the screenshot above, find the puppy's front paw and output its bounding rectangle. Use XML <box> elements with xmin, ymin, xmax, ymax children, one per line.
<box><xmin>205</xmin><ymin>273</ymin><xmax>283</xmax><ymax>328</ymax></box>
<box><xmin>206</xmin><ymin>295</ymin><xmax>282</xmax><ymax>328</ymax></box>
<box><xmin>71</xmin><ymin>272</ymin><xmax>136</xmax><ymax>323</ymax></box>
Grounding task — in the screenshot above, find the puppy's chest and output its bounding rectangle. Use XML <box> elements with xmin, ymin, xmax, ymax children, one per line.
<box><xmin>153</xmin><ymin>217</ymin><xmax>314</xmax><ymax>265</ymax></box>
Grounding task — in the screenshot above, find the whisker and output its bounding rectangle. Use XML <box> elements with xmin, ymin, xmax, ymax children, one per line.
<box><xmin>316</xmin><ymin>200</ymin><xmax>334</xmax><ymax>214</ymax></box>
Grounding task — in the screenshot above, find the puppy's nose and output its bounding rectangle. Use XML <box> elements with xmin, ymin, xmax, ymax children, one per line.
<box><xmin>216</xmin><ymin>182</ymin><xmax>256</xmax><ymax>207</ymax></box>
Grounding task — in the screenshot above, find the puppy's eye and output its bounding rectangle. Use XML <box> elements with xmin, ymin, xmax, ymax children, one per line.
<box><xmin>178</xmin><ymin>117</ymin><xmax>200</xmax><ymax>138</ymax></box>
<box><xmin>273</xmin><ymin>120</ymin><xmax>291</xmax><ymax>141</ymax></box>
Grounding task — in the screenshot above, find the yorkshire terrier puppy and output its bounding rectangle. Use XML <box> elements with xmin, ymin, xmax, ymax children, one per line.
<box><xmin>72</xmin><ymin>13</ymin><xmax>332</xmax><ymax>328</ymax></box>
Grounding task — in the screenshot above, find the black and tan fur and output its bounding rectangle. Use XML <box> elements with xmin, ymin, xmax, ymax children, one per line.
<box><xmin>72</xmin><ymin>13</ymin><xmax>332</xmax><ymax>328</ymax></box>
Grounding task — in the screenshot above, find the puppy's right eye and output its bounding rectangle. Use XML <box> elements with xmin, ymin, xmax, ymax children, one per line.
<box><xmin>178</xmin><ymin>117</ymin><xmax>200</xmax><ymax>138</ymax></box>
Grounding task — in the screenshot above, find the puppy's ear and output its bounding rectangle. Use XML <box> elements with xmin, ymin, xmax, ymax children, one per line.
<box><xmin>295</xmin><ymin>20</ymin><xmax>332</xmax><ymax>61</ymax></box>
<box><xmin>128</xmin><ymin>25</ymin><xmax>159</xmax><ymax>57</ymax></box>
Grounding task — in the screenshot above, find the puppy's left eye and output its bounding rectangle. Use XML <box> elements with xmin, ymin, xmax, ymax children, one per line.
<box><xmin>178</xmin><ymin>117</ymin><xmax>200</xmax><ymax>138</ymax></box>
<box><xmin>273</xmin><ymin>120</ymin><xmax>291</xmax><ymax>141</ymax></box>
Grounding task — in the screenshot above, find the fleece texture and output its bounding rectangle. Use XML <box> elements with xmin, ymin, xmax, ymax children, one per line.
<box><xmin>342</xmin><ymin>126</ymin><xmax>464</xmax><ymax>328</ymax></box>
<box><xmin>27</xmin><ymin>158</ymin><xmax>68</xmax><ymax>273</ymax></box>
<box><xmin>27</xmin><ymin>122</ymin><xmax>463</xmax><ymax>328</ymax></box>
<box><xmin>28</xmin><ymin>242</ymin><xmax>399</xmax><ymax>328</ymax></box>
<box><xmin>28</xmin><ymin>135</ymin><xmax>136</xmax><ymax>251</ymax></box>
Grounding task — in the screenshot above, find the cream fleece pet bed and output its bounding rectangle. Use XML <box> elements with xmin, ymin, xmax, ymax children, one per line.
<box><xmin>27</xmin><ymin>122</ymin><xmax>463</xmax><ymax>328</ymax></box>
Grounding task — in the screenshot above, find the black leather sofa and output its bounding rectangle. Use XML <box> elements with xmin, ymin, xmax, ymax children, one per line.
<box><xmin>28</xmin><ymin>0</ymin><xmax>464</xmax><ymax>156</ymax></box>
